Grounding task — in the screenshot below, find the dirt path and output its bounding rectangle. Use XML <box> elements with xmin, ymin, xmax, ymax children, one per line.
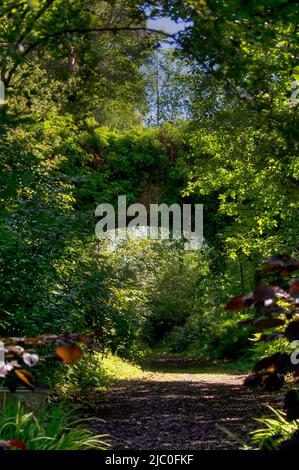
<box><xmin>88</xmin><ymin>370</ymin><xmax>271</xmax><ymax>450</ymax></box>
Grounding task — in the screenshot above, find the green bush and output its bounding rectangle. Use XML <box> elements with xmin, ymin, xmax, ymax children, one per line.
<box><xmin>56</xmin><ymin>353</ymin><xmax>144</xmax><ymax>396</ymax></box>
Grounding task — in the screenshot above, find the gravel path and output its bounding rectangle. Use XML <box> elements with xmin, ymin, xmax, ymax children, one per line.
<box><xmin>87</xmin><ymin>369</ymin><xmax>272</xmax><ymax>450</ymax></box>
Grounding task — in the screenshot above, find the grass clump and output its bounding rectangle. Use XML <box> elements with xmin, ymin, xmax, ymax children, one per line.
<box><xmin>0</xmin><ymin>401</ymin><xmax>109</xmax><ymax>450</ymax></box>
<box><xmin>249</xmin><ymin>407</ymin><xmax>299</xmax><ymax>450</ymax></box>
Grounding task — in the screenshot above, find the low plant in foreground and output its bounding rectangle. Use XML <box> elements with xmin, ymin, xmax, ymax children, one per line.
<box><xmin>249</xmin><ymin>407</ymin><xmax>299</xmax><ymax>450</ymax></box>
<box><xmin>0</xmin><ymin>402</ymin><xmax>109</xmax><ymax>450</ymax></box>
<box><xmin>220</xmin><ymin>406</ymin><xmax>299</xmax><ymax>450</ymax></box>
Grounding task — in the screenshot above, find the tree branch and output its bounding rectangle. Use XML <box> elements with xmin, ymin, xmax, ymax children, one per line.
<box><xmin>17</xmin><ymin>0</ymin><xmax>57</xmax><ymax>46</ymax></box>
<box><xmin>0</xmin><ymin>1</ymin><xmax>25</xmax><ymax>18</ymax></box>
<box><xmin>5</xmin><ymin>26</ymin><xmax>175</xmax><ymax>86</ymax></box>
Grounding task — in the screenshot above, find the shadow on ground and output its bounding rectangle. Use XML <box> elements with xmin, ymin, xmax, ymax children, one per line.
<box><xmin>88</xmin><ymin>372</ymin><xmax>271</xmax><ymax>450</ymax></box>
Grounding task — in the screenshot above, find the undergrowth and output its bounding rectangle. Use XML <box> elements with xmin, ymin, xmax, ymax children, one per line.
<box><xmin>56</xmin><ymin>353</ymin><xmax>144</xmax><ymax>396</ymax></box>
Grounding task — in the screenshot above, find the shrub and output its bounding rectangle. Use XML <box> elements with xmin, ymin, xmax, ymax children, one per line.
<box><xmin>56</xmin><ymin>353</ymin><xmax>144</xmax><ymax>396</ymax></box>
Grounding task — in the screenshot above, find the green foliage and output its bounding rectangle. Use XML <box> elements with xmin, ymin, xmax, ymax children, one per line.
<box><xmin>0</xmin><ymin>401</ymin><xmax>109</xmax><ymax>450</ymax></box>
<box><xmin>160</xmin><ymin>0</ymin><xmax>299</xmax><ymax>261</ymax></box>
<box><xmin>249</xmin><ymin>408</ymin><xmax>299</xmax><ymax>451</ymax></box>
<box><xmin>0</xmin><ymin>119</ymin><xmax>185</xmax><ymax>341</ymax></box>
<box><xmin>140</xmin><ymin>245</ymin><xmax>208</xmax><ymax>344</ymax></box>
<box><xmin>1</xmin><ymin>4</ymin><xmax>298</xmax><ymax>437</ymax></box>
<box><xmin>0</xmin><ymin>120</ymin><xmax>80</xmax><ymax>335</ymax></box>
<box><xmin>150</xmin><ymin>253</ymin><xmax>255</xmax><ymax>359</ymax></box>
<box><xmin>185</xmin><ymin>105</ymin><xmax>299</xmax><ymax>259</ymax></box>
<box><xmin>251</xmin><ymin>337</ymin><xmax>293</xmax><ymax>364</ymax></box>
<box><xmin>56</xmin><ymin>352</ymin><xmax>143</xmax><ymax>395</ymax></box>
<box><xmin>0</xmin><ymin>0</ymin><xmax>154</xmax><ymax>127</ymax></box>
<box><xmin>164</xmin><ymin>0</ymin><xmax>298</xmax><ymax>105</ymax></box>
<box><xmin>0</xmin><ymin>100</ymin><xmax>278</xmax><ymax>370</ymax></box>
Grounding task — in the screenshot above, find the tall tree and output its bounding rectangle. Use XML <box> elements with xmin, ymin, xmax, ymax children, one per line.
<box><xmin>143</xmin><ymin>49</ymin><xmax>192</xmax><ymax>125</ymax></box>
<box><xmin>0</xmin><ymin>0</ymin><xmax>162</xmax><ymax>126</ymax></box>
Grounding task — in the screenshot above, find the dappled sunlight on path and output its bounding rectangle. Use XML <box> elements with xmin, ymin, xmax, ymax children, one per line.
<box><xmin>88</xmin><ymin>370</ymin><xmax>271</xmax><ymax>450</ymax></box>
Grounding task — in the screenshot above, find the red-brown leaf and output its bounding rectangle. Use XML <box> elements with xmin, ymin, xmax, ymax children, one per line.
<box><xmin>225</xmin><ymin>294</ymin><xmax>253</xmax><ymax>311</ymax></box>
<box><xmin>55</xmin><ymin>345</ymin><xmax>83</xmax><ymax>364</ymax></box>
<box><xmin>15</xmin><ymin>369</ymin><xmax>35</xmax><ymax>388</ymax></box>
